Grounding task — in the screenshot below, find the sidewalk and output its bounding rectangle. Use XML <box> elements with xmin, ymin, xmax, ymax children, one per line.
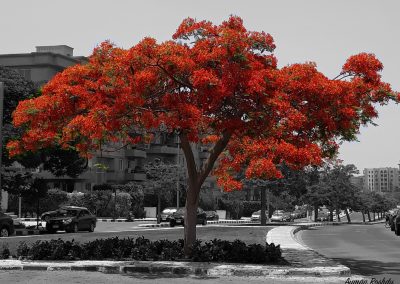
<box><xmin>266</xmin><ymin>225</ymin><xmax>350</xmax><ymax>276</ymax></box>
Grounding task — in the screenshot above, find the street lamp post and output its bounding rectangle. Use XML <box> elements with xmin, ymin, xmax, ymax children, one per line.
<box><xmin>176</xmin><ymin>136</ymin><xmax>180</xmax><ymax>209</ymax></box>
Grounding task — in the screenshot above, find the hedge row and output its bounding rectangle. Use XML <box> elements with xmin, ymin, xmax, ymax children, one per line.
<box><xmin>12</xmin><ymin>237</ymin><xmax>282</xmax><ymax>264</ymax></box>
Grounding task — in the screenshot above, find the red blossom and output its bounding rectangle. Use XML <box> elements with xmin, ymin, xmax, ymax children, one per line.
<box><xmin>7</xmin><ymin>16</ymin><xmax>397</xmax><ymax>191</ymax></box>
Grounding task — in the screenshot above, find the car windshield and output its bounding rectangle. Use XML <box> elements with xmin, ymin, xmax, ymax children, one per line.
<box><xmin>274</xmin><ymin>213</ymin><xmax>283</xmax><ymax>216</ymax></box>
<box><xmin>252</xmin><ymin>211</ymin><xmax>260</xmax><ymax>215</ymax></box>
<box><xmin>162</xmin><ymin>208</ymin><xmax>174</xmax><ymax>214</ymax></box>
<box><xmin>57</xmin><ymin>210</ymin><xmax>79</xmax><ymax>217</ymax></box>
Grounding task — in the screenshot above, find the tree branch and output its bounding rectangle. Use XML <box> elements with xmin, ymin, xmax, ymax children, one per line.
<box><xmin>198</xmin><ymin>130</ymin><xmax>232</xmax><ymax>185</ymax></box>
<box><xmin>179</xmin><ymin>132</ymin><xmax>198</xmax><ymax>185</ymax></box>
<box><xmin>148</xmin><ymin>62</ymin><xmax>193</xmax><ymax>90</ymax></box>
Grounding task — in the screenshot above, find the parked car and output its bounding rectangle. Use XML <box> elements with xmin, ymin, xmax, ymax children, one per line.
<box><xmin>169</xmin><ymin>208</ymin><xmax>207</xmax><ymax>227</ymax></box>
<box><xmin>160</xmin><ymin>207</ymin><xmax>178</xmax><ymax>222</ymax></box>
<box><xmin>387</xmin><ymin>209</ymin><xmax>398</xmax><ymax>231</ymax></box>
<box><xmin>393</xmin><ymin>210</ymin><xmax>400</xmax><ymax>235</ymax></box>
<box><xmin>205</xmin><ymin>210</ymin><xmax>219</xmax><ymax>221</ymax></box>
<box><xmin>316</xmin><ymin>210</ymin><xmax>330</xmax><ymax>221</ymax></box>
<box><xmin>250</xmin><ymin>210</ymin><xmax>268</xmax><ymax>221</ymax></box>
<box><xmin>290</xmin><ymin>210</ymin><xmax>306</xmax><ymax>219</ymax></box>
<box><xmin>41</xmin><ymin>205</ymin><xmax>82</xmax><ymax>222</ymax></box>
<box><xmin>271</xmin><ymin>212</ymin><xmax>293</xmax><ymax>222</ymax></box>
<box><xmin>0</xmin><ymin>212</ymin><xmax>14</xmax><ymax>237</ymax></box>
<box><xmin>45</xmin><ymin>206</ymin><xmax>97</xmax><ymax>233</ymax></box>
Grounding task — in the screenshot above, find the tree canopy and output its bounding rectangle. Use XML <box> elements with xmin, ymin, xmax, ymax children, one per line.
<box><xmin>7</xmin><ymin>16</ymin><xmax>398</xmax><ymax>252</ymax></box>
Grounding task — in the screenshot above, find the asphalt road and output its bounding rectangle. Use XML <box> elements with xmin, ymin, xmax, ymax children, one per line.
<box><xmin>300</xmin><ymin>222</ymin><xmax>400</xmax><ymax>282</ymax></box>
<box><xmin>0</xmin><ymin>225</ymin><xmax>273</xmax><ymax>255</ymax></box>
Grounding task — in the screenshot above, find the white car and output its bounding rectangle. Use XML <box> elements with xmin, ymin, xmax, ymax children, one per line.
<box><xmin>250</xmin><ymin>210</ymin><xmax>267</xmax><ymax>221</ymax></box>
<box><xmin>160</xmin><ymin>207</ymin><xmax>178</xmax><ymax>222</ymax></box>
<box><xmin>271</xmin><ymin>212</ymin><xmax>293</xmax><ymax>222</ymax></box>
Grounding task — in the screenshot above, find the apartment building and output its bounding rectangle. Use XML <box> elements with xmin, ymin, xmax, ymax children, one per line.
<box><xmin>0</xmin><ymin>45</ymin><xmax>87</xmax><ymax>88</ymax></box>
<box><xmin>1</xmin><ymin>46</ymin><xmax>217</xmax><ymax>193</ymax></box>
<box><xmin>363</xmin><ymin>168</ymin><xmax>399</xmax><ymax>193</ymax></box>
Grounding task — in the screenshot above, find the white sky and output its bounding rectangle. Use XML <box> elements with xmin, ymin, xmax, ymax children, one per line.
<box><xmin>1</xmin><ymin>0</ymin><xmax>399</xmax><ymax>174</ymax></box>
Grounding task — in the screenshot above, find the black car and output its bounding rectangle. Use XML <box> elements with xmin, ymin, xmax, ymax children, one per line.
<box><xmin>393</xmin><ymin>210</ymin><xmax>400</xmax><ymax>236</ymax></box>
<box><xmin>41</xmin><ymin>206</ymin><xmax>78</xmax><ymax>222</ymax></box>
<box><xmin>169</xmin><ymin>208</ymin><xmax>207</xmax><ymax>227</ymax></box>
<box><xmin>0</xmin><ymin>212</ymin><xmax>14</xmax><ymax>237</ymax></box>
<box><xmin>205</xmin><ymin>210</ymin><xmax>219</xmax><ymax>221</ymax></box>
<box><xmin>46</xmin><ymin>206</ymin><xmax>97</xmax><ymax>233</ymax></box>
<box><xmin>387</xmin><ymin>209</ymin><xmax>399</xmax><ymax>231</ymax></box>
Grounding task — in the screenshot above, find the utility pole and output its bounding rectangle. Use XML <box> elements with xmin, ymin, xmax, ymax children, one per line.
<box><xmin>267</xmin><ymin>187</ymin><xmax>270</xmax><ymax>223</ymax></box>
<box><xmin>176</xmin><ymin>136</ymin><xmax>180</xmax><ymax>209</ymax></box>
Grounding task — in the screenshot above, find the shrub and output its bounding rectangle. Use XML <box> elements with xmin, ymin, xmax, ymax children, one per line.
<box><xmin>93</xmin><ymin>183</ymin><xmax>112</xmax><ymax>191</ymax></box>
<box><xmin>40</xmin><ymin>188</ymin><xmax>69</xmax><ymax>213</ymax></box>
<box><xmin>18</xmin><ymin>237</ymin><xmax>283</xmax><ymax>264</ymax></box>
<box><xmin>219</xmin><ymin>199</ymin><xmax>243</xmax><ymax>219</ymax></box>
<box><xmin>1</xmin><ymin>245</ymin><xmax>10</xmax><ymax>259</ymax></box>
<box><xmin>242</xmin><ymin>201</ymin><xmax>261</xmax><ymax>217</ymax></box>
<box><xmin>16</xmin><ymin>242</ymin><xmax>29</xmax><ymax>259</ymax></box>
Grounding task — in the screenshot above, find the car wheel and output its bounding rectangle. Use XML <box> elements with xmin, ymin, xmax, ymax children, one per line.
<box><xmin>0</xmin><ymin>227</ymin><xmax>9</xmax><ymax>237</ymax></box>
<box><xmin>88</xmin><ymin>223</ymin><xmax>95</xmax><ymax>232</ymax></box>
<box><xmin>169</xmin><ymin>220</ymin><xmax>176</xmax><ymax>227</ymax></box>
<box><xmin>46</xmin><ymin>224</ymin><xmax>55</xmax><ymax>234</ymax></box>
<box><xmin>72</xmin><ymin>223</ymin><xmax>79</xmax><ymax>233</ymax></box>
<box><xmin>43</xmin><ymin>215</ymin><xmax>50</xmax><ymax>223</ymax></box>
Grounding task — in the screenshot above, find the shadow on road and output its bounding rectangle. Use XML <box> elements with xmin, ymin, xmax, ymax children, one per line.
<box><xmin>332</xmin><ymin>257</ymin><xmax>400</xmax><ymax>276</ymax></box>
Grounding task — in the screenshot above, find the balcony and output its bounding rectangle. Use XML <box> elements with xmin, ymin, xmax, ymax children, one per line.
<box><xmin>125</xmin><ymin>172</ymin><xmax>146</xmax><ymax>181</ymax></box>
<box><xmin>124</xmin><ymin>149</ymin><xmax>147</xmax><ymax>159</ymax></box>
<box><xmin>147</xmin><ymin>145</ymin><xmax>178</xmax><ymax>155</ymax></box>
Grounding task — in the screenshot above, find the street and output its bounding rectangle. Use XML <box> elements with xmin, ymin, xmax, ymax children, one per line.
<box><xmin>300</xmin><ymin>222</ymin><xmax>400</xmax><ymax>282</ymax></box>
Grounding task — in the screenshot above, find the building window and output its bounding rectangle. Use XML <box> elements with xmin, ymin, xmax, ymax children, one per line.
<box><xmin>118</xmin><ymin>159</ymin><xmax>123</xmax><ymax>171</ymax></box>
<box><xmin>17</xmin><ymin>69</ymin><xmax>31</xmax><ymax>80</ymax></box>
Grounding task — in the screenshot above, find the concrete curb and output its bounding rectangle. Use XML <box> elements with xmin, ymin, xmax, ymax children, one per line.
<box><xmin>0</xmin><ymin>260</ymin><xmax>351</xmax><ymax>277</ymax></box>
<box><xmin>14</xmin><ymin>229</ymin><xmax>40</xmax><ymax>236</ymax></box>
<box><xmin>19</xmin><ymin>218</ymin><xmax>157</xmax><ymax>222</ymax></box>
<box><xmin>138</xmin><ymin>220</ymin><xmax>259</xmax><ymax>228</ymax></box>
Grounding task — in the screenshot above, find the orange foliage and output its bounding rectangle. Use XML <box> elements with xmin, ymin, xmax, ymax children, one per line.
<box><xmin>8</xmin><ymin>16</ymin><xmax>398</xmax><ymax>191</ymax></box>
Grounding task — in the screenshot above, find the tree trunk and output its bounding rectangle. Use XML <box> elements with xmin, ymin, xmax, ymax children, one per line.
<box><xmin>367</xmin><ymin>211</ymin><xmax>371</xmax><ymax>222</ymax></box>
<box><xmin>36</xmin><ymin>199</ymin><xmax>40</xmax><ymax>228</ymax></box>
<box><xmin>336</xmin><ymin>208</ymin><xmax>341</xmax><ymax>222</ymax></box>
<box><xmin>314</xmin><ymin>205</ymin><xmax>318</xmax><ymax>222</ymax></box>
<box><xmin>179</xmin><ymin>131</ymin><xmax>231</xmax><ymax>257</ymax></box>
<box><xmin>184</xmin><ymin>182</ymin><xmax>200</xmax><ymax>256</ymax></box>
<box><xmin>345</xmin><ymin>208</ymin><xmax>351</xmax><ymax>223</ymax></box>
<box><xmin>373</xmin><ymin>212</ymin><xmax>376</xmax><ymax>221</ymax></box>
<box><xmin>329</xmin><ymin>209</ymin><xmax>333</xmax><ymax>222</ymax></box>
<box><xmin>260</xmin><ymin>187</ymin><xmax>266</xmax><ymax>226</ymax></box>
<box><xmin>157</xmin><ymin>190</ymin><xmax>161</xmax><ymax>224</ymax></box>
<box><xmin>361</xmin><ymin>211</ymin><xmax>365</xmax><ymax>223</ymax></box>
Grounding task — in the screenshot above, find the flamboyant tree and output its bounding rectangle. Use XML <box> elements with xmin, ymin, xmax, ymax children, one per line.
<box><xmin>7</xmin><ymin>16</ymin><xmax>398</xmax><ymax>254</ymax></box>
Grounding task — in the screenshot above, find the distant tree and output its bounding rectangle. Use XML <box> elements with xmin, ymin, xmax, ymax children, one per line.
<box><xmin>0</xmin><ymin>67</ymin><xmax>36</xmax><ymax>166</ymax></box>
<box><xmin>142</xmin><ymin>158</ymin><xmax>185</xmax><ymax>223</ymax></box>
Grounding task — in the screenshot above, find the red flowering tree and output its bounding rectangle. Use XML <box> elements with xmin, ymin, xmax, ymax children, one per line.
<box><xmin>8</xmin><ymin>16</ymin><xmax>398</xmax><ymax>254</ymax></box>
